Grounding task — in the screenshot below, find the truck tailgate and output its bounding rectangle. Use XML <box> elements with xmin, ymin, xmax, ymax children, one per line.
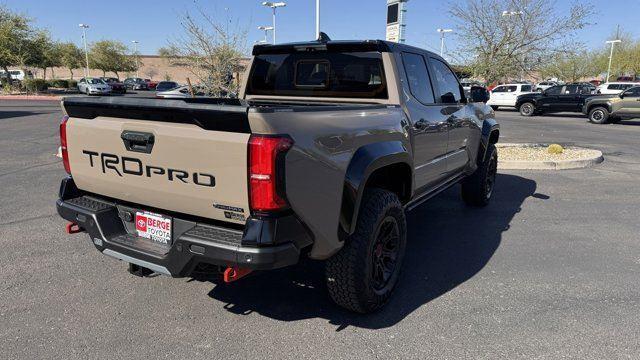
<box><xmin>63</xmin><ymin>98</ymin><xmax>251</xmax><ymax>225</ymax></box>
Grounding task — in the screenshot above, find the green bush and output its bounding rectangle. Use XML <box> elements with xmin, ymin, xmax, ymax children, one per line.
<box><xmin>23</xmin><ymin>78</ymin><xmax>48</xmax><ymax>92</ymax></box>
<box><xmin>47</xmin><ymin>79</ymin><xmax>69</xmax><ymax>88</ymax></box>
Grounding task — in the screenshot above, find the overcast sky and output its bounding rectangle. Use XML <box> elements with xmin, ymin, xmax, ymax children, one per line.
<box><xmin>6</xmin><ymin>0</ymin><xmax>640</xmax><ymax>56</ymax></box>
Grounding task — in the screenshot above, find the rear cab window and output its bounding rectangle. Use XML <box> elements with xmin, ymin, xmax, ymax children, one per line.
<box><xmin>247</xmin><ymin>51</ymin><xmax>388</xmax><ymax>99</ymax></box>
<box><xmin>521</xmin><ymin>85</ymin><xmax>532</xmax><ymax>92</ymax></box>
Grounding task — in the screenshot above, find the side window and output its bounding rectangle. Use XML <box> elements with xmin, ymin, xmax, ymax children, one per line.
<box><xmin>545</xmin><ymin>86</ymin><xmax>562</xmax><ymax>95</ymax></box>
<box><xmin>492</xmin><ymin>86</ymin><xmax>505</xmax><ymax>93</ymax></box>
<box><xmin>608</xmin><ymin>84</ymin><xmax>619</xmax><ymax>90</ymax></box>
<box><xmin>564</xmin><ymin>85</ymin><xmax>579</xmax><ymax>94</ymax></box>
<box><xmin>429</xmin><ymin>58</ymin><xmax>462</xmax><ymax>103</ymax></box>
<box><xmin>507</xmin><ymin>86</ymin><xmax>517</xmax><ymax>92</ymax></box>
<box><xmin>521</xmin><ymin>85</ymin><xmax>532</xmax><ymax>92</ymax></box>
<box><xmin>622</xmin><ymin>84</ymin><xmax>633</xmax><ymax>90</ymax></box>
<box><xmin>402</xmin><ymin>52</ymin><xmax>435</xmax><ymax>104</ymax></box>
<box><xmin>623</xmin><ymin>87</ymin><xmax>640</xmax><ymax>97</ymax></box>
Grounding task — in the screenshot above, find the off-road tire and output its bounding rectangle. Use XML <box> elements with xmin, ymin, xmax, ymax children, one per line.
<box><xmin>519</xmin><ymin>102</ymin><xmax>535</xmax><ymax>116</ymax></box>
<box><xmin>326</xmin><ymin>188</ymin><xmax>407</xmax><ymax>313</ymax></box>
<box><xmin>462</xmin><ymin>143</ymin><xmax>498</xmax><ymax>207</ymax></box>
<box><xmin>490</xmin><ymin>105</ymin><xmax>499</xmax><ymax>111</ymax></box>
<box><xmin>588</xmin><ymin>107</ymin><xmax>609</xmax><ymax>124</ymax></box>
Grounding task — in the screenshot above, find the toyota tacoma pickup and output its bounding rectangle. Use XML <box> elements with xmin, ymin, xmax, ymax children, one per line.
<box><xmin>56</xmin><ymin>37</ymin><xmax>499</xmax><ymax>313</ymax></box>
<box><xmin>583</xmin><ymin>85</ymin><xmax>640</xmax><ymax>124</ymax></box>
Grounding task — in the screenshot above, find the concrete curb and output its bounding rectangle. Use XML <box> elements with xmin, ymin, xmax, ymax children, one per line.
<box><xmin>497</xmin><ymin>143</ymin><xmax>604</xmax><ymax>170</ymax></box>
<box><xmin>0</xmin><ymin>95</ymin><xmax>62</xmax><ymax>101</ymax></box>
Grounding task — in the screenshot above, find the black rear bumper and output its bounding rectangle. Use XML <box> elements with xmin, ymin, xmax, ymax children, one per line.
<box><xmin>56</xmin><ymin>177</ymin><xmax>313</xmax><ymax>277</ymax></box>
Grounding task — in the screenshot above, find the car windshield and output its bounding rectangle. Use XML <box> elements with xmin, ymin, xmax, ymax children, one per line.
<box><xmin>87</xmin><ymin>79</ymin><xmax>105</xmax><ymax>85</ymax></box>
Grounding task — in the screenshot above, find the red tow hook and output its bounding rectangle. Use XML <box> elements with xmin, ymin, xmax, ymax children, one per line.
<box><xmin>223</xmin><ymin>266</ymin><xmax>252</xmax><ymax>283</ymax></box>
<box><xmin>65</xmin><ymin>222</ymin><xmax>84</xmax><ymax>234</ymax></box>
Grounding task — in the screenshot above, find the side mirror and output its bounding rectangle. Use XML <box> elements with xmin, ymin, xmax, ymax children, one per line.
<box><xmin>469</xmin><ymin>86</ymin><xmax>490</xmax><ymax>103</ymax></box>
<box><xmin>619</xmin><ymin>93</ymin><xmax>625</xmax><ymax>99</ymax></box>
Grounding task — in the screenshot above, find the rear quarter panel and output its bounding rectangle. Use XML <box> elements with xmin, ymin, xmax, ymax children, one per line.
<box><xmin>248</xmin><ymin>106</ymin><xmax>411</xmax><ymax>259</ymax></box>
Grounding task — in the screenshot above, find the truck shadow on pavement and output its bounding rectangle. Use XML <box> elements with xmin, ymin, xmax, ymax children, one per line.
<box><xmin>202</xmin><ymin>173</ymin><xmax>539</xmax><ymax>330</ymax></box>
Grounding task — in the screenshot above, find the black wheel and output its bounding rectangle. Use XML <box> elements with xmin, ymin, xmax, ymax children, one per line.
<box><xmin>519</xmin><ymin>102</ymin><xmax>535</xmax><ymax>116</ymax></box>
<box><xmin>490</xmin><ymin>105</ymin><xmax>499</xmax><ymax>111</ymax></box>
<box><xmin>588</xmin><ymin>107</ymin><xmax>609</xmax><ymax>124</ymax></box>
<box><xmin>537</xmin><ymin>88</ymin><xmax>543</xmax><ymax>93</ymax></box>
<box><xmin>326</xmin><ymin>188</ymin><xmax>406</xmax><ymax>313</ymax></box>
<box><xmin>85</xmin><ymin>88</ymin><xmax>90</xmax><ymax>96</ymax></box>
<box><xmin>462</xmin><ymin>144</ymin><xmax>498</xmax><ymax>207</ymax></box>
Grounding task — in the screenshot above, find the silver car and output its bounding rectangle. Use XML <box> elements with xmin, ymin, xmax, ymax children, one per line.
<box><xmin>78</xmin><ymin>78</ymin><xmax>111</xmax><ymax>95</ymax></box>
<box><xmin>156</xmin><ymin>85</ymin><xmax>203</xmax><ymax>99</ymax></box>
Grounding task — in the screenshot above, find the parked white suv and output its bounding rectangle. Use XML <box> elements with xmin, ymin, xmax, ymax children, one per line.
<box><xmin>0</xmin><ymin>69</ymin><xmax>34</xmax><ymax>82</ymax></box>
<box><xmin>487</xmin><ymin>83</ymin><xmax>535</xmax><ymax>110</ymax></box>
<box><xmin>534</xmin><ymin>81</ymin><xmax>557</xmax><ymax>92</ymax></box>
<box><xmin>596</xmin><ymin>82</ymin><xmax>640</xmax><ymax>95</ymax></box>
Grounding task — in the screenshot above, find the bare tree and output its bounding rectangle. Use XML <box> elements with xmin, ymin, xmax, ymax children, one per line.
<box><xmin>449</xmin><ymin>0</ymin><xmax>593</xmax><ymax>83</ymax></box>
<box><xmin>144</xmin><ymin>67</ymin><xmax>158</xmax><ymax>80</ymax></box>
<box><xmin>161</xmin><ymin>8</ymin><xmax>247</xmax><ymax>96</ymax></box>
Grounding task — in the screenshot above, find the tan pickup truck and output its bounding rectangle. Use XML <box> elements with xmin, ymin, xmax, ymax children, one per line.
<box><xmin>57</xmin><ymin>37</ymin><xmax>499</xmax><ymax>313</ymax></box>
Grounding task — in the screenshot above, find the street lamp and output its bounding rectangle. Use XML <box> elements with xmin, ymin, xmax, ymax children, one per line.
<box><xmin>605</xmin><ymin>39</ymin><xmax>622</xmax><ymax>82</ymax></box>
<box><xmin>436</xmin><ymin>28</ymin><xmax>453</xmax><ymax>58</ymax></box>
<box><xmin>257</xmin><ymin>26</ymin><xmax>274</xmax><ymax>44</ymax></box>
<box><xmin>131</xmin><ymin>40</ymin><xmax>140</xmax><ymax>78</ymax></box>
<box><xmin>315</xmin><ymin>0</ymin><xmax>320</xmax><ymax>40</ymax></box>
<box><xmin>78</xmin><ymin>24</ymin><xmax>90</xmax><ymax>77</ymax></box>
<box><xmin>502</xmin><ymin>10</ymin><xmax>523</xmax><ymax>16</ymax></box>
<box><xmin>261</xmin><ymin>2</ymin><xmax>286</xmax><ymax>44</ymax></box>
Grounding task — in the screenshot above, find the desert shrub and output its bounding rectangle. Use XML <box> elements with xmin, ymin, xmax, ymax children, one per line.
<box><xmin>547</xmin><ymin>144</ymin><xmax>564</xmax><ymax>154</ymax></box>
<box><xmin>23</xmin><ymin>78</ymin><xmax>48</xmax><ymax>92</ymax></box>
<box><xmin>47</xmin><ymin>79</ymin><xmax>69</xmax><ymax>88</ymax></box>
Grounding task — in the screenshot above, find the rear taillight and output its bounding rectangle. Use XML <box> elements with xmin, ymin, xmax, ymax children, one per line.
<box><xmin>60</xmin><ymin>115</ymin><xmax>71</xmax><ymax>174</ymax></box>
<box><xmin>248</xmin><ymin>135</ymin><xmax>293</xmax><ymax>213</ymax></box>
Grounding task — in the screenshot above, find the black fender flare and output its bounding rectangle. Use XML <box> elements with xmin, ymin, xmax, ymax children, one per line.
<box><xmin>587</xmin><ymin>102</ymin><xmax>613</xmax><ymax>114</ymax></box>
<box><xmin>478</xmin><ymin>119</ymin><xmax>500</xmax><ymax>164</ymax></box>
<box><xmin>339</xmin><ymin>141</ymin><xmax>412</xmax><ymax>236</ymax></box>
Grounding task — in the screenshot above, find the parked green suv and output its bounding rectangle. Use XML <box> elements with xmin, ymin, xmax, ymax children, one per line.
<box><xmin>583</xmin><ymin>86</ymin><xmax>640</xmax><ymax>124</ymax></box>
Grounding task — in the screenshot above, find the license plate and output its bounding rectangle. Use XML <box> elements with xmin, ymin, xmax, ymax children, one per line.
<box><xmin>135</xmin><ymin>211</ymin><xmax>172</xmax><ymax>246</ymax></box>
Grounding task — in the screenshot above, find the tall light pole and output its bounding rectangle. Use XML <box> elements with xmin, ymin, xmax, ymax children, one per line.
<box><xmin>78</xmin><ymin>24</ymin><xmax>90</xmax><ymax>77</ymax></box>
<box><xmin>501</xmin><ymin>10</ymin><xmax>523</xmax><ymax>80</ymax></box>
<box><xmin>436</xmin><ymin>28</ymin><xmax>452</xmax><ymax>58</ymax></box>
<box><xmin>258</xmin><ymin>26</ymin><xmax>274</xmax><ymax>44</ymax></box>
<box><xmin>261</xmin><ymin>2</ymin><xmax>286</xmax><ymax>44</ymax></box>
<box><xmin>131</xmin><ymin>40</ymin><xmax>140</xmax><ymax>78</ymax></box>
<box><xmin>315</xmin><ymin>0</ymin><xmax>320</xmax><ymax>39</ymax></box>
<box><xmin>605</xmin><ymin>39</ymin><xmax>621</xmax><ymax>82</ymax></box>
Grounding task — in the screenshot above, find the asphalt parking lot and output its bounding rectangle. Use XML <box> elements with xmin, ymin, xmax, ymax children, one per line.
<box><xmin>1</xmin><ymin>101</ymin><xmax>639</xmax><ymax>359</ymax></box>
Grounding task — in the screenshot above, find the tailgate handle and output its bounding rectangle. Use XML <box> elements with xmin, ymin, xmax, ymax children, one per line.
<box><xmin>121</xmin><ymin>131</ymin><xmax>155</xmax><ymax>154</ymax></box>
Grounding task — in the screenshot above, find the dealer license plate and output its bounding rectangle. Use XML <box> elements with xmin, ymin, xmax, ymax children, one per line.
<box><xmin>135</xmin><ymin>211</ymin><xmax>172</xmax><ymax>246</ymax></box>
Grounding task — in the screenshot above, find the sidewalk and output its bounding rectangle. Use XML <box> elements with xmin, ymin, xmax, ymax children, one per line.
<box><xmin>0</xmin><ymin>94</ymin><xmax>62</xmax><ymax>101</ymax></box>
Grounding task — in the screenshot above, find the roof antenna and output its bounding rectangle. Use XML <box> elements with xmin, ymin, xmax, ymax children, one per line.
<box><xmin>317</xmin><ymin>32</ymin><xmax>331</xmax><ymax>42</ymax></box>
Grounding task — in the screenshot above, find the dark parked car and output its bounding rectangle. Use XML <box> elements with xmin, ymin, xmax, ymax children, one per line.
<box><xmin>583</xmin><ymin>86</ymin><xmax>640</xmax><ymax>124</ymax></box>
<box><xmin>100</xmin><ymin>77</ymin><xmax>126</xmax><ymax>94</ymax></box>
<box><xmin>515</xmin><ymin>83</ymin><xmax>597</xmax><ymax>116</ymax></box>
<box><xmin>123</xmin><ymin>77</ymin><xmax>149</xmax><ymax>90</ymax></box>
<box><xmin>154</xmin><ymin>81</ymin><xmax>179</xmax><ymax>92</ymax></box>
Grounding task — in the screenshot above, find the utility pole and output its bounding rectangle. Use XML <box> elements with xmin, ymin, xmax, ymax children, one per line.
<box><xmin>316</xmin><ymin>0</ymin><xmax>320</xmax><ymax>39</ymax></box>
<box><xmin>262</xmin><ymin>2</ymin><xmax>286</xmax><ymax>44</ymax></box>
<box><xmin>131</xmin><ymin>40</ymin><xmax>140</xmax><ymax>78</ymax></box>
<box><xmin>79</xmin><ymin>24</ymin><xmax>90</xmax><ymax>78</ymax></box>
<box><xmin>605</xmin><ymin>39</ymin><xmax>622</xmax><ymax>82</ymax></box>
<box><xmin>436</xmin><ymin>28</ymin><xmax>452</xmax><ymax>58</ymax></box>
